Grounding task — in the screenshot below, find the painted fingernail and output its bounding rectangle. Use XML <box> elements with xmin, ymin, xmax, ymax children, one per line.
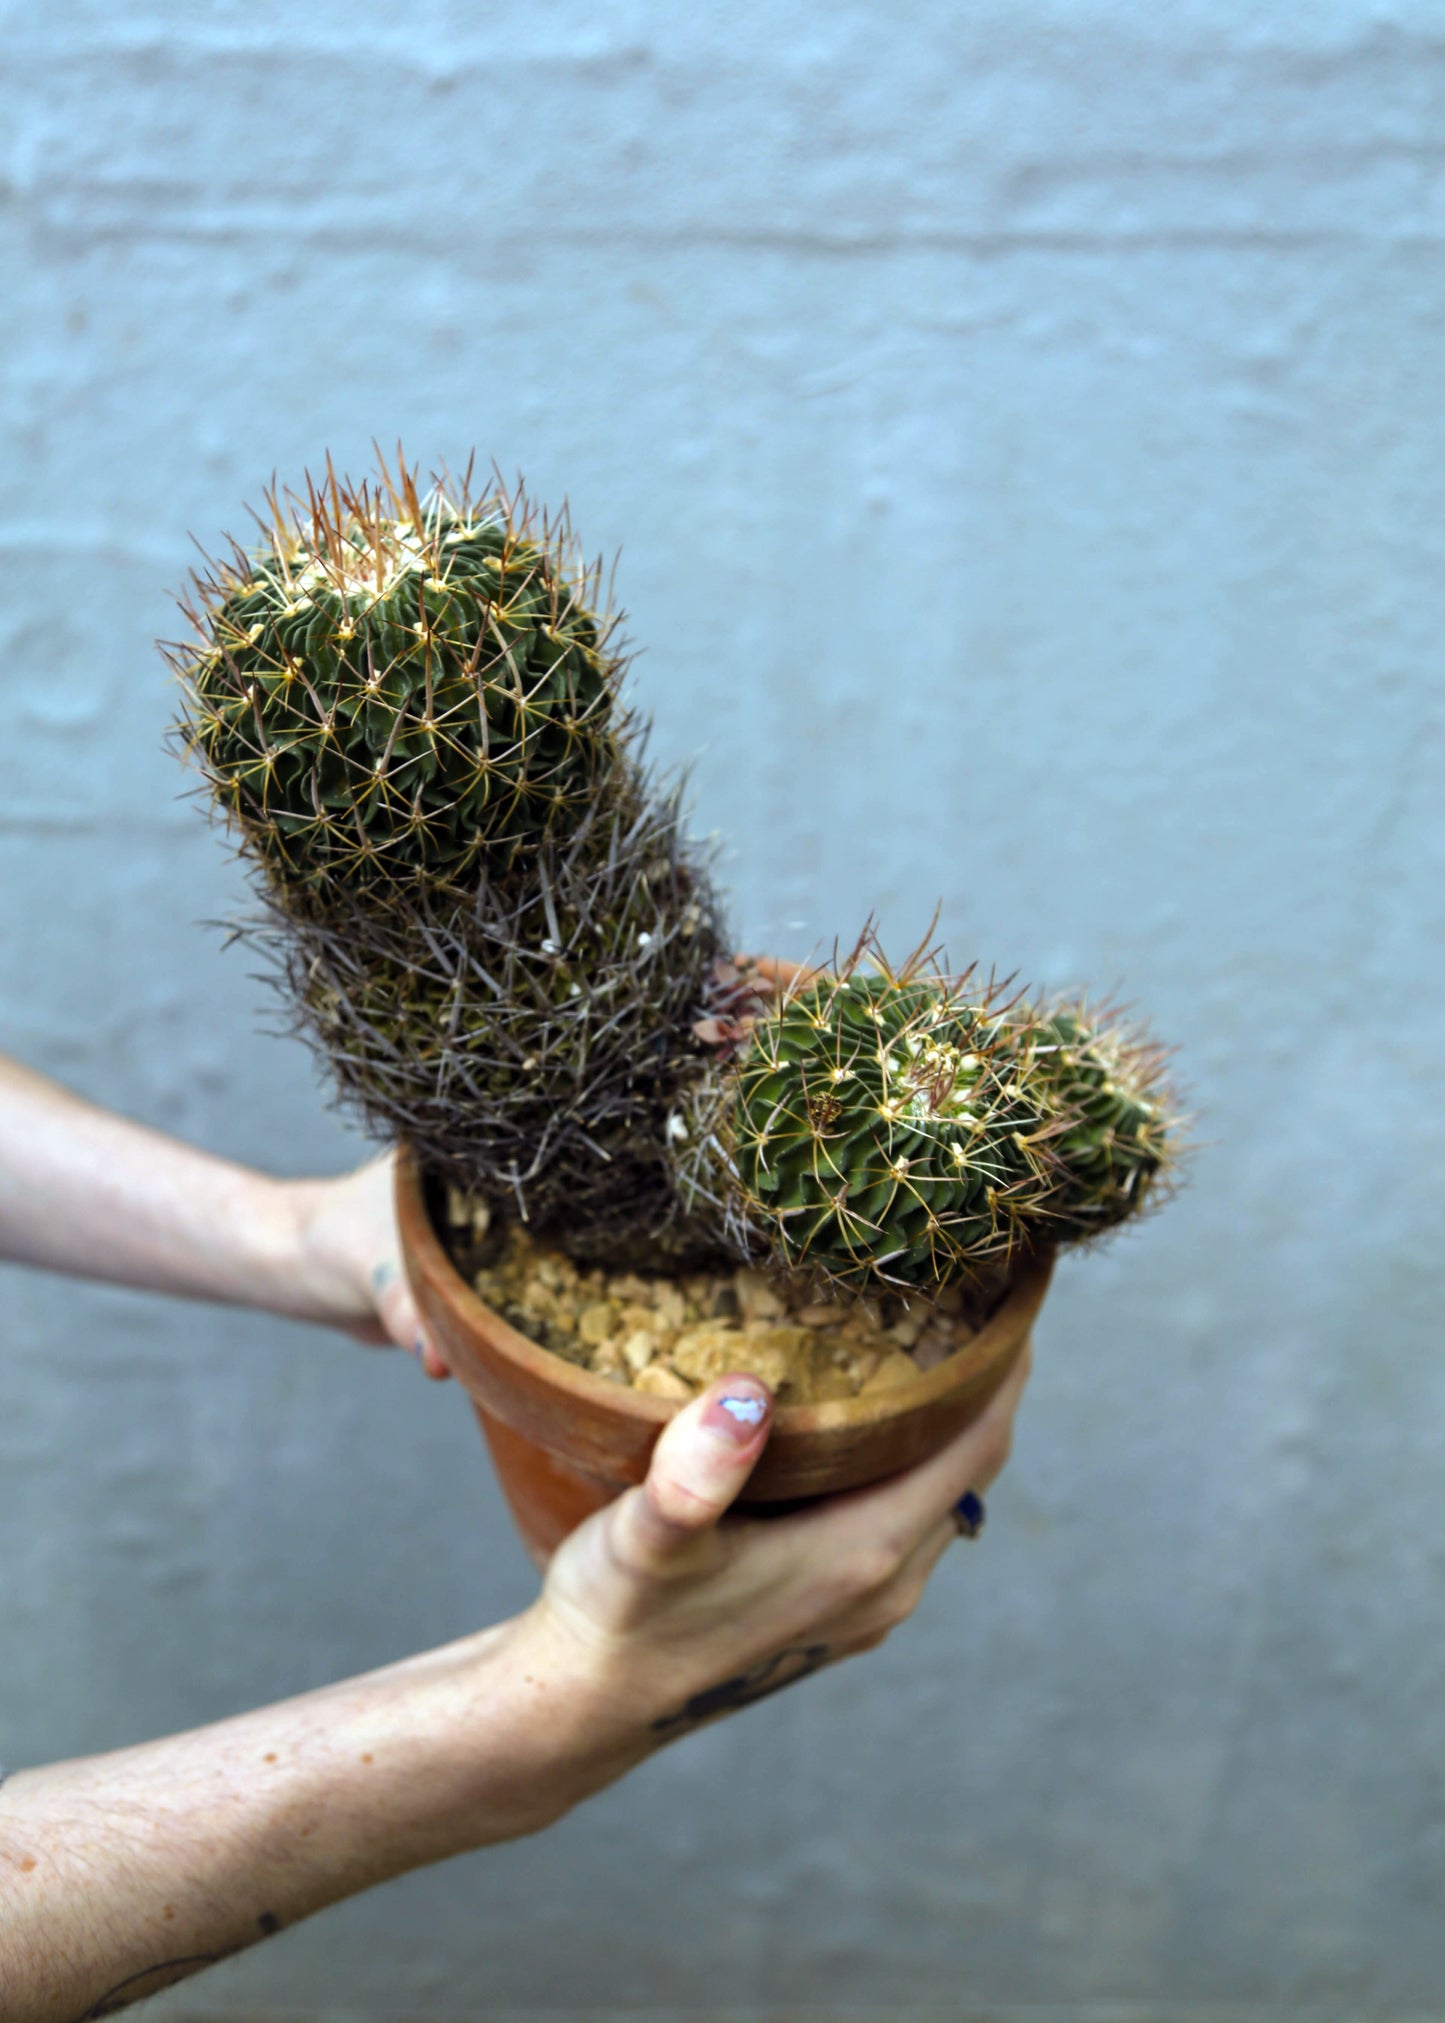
<box><xmin>410</xmin><ymin>1337</ymin><xmax>425</xmax><ymax>1361</ymax></box>
<box><xmin>702</xmin><ymin>1381</ymin><xmax>771</xmax><ymax>1444</ymax></box>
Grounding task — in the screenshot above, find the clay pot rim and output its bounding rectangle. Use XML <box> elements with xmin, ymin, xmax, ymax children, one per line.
<box><xmin>397</xmin><ymin>1146</ymin><xmax>1053</xmax><ymax>1432</ymax></box>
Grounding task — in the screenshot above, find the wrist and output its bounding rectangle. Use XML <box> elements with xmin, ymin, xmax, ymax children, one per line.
<box><xmin>329</xmin><ymin>1611</ymin><xmax>651</xmax><ymax>1861</ymax></box>
<box><xmin>478</xmin><ymin>1602</ymin><xmax>660</xmax><ymax>1823</ymax></box>
<box><xmin>157</xmin><ymin>1162</ymin><xmax>316</xmax><ymax>1319</ymax></box>
<box><xmin>264</xmin><ymin>1176</ymin><xmax>374</xmax><ymax>1331</ymax></box>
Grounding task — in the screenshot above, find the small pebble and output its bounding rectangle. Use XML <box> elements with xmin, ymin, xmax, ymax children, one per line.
<box><xmin>653</xmin><ymin>1283</ymin><xmax>687</xmax><ymax>1332</ymax></box>
<box><xmin>633</xmin><ymin>1362</ymin><xmax>694</xmax><ymax>1399</ymax></box>
<box><xmin>859</xmin><ymin>1351</ymin><xmax>922</xmax><ymax>1396</ymax></box>
<box><xmin>734</xmin><ymin>1268</ymin><xmax>786</xmax><ymax>1323</ymax></box>
<box><xmin>577</xmin><ymin>1302</ymin><xmax>618</xmax><ymax>1347</ymax></box>
<box><xmin>621</xmin><ymin>1328</ymin><xmax>657</xmax><ymax>1374</ymax></box>
<box><xmin>590</xmin><ymin>1335</ymin><xmax>626</xmax><ymax>1376</ymax></box>
<box><xmin>913</xmin><ymin>1326</ymin><xmax>956</xmax><ymax>1372</ymax></box>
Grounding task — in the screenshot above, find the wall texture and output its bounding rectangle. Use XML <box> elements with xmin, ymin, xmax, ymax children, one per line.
<box><xmin>3</xmin><ymin>2</ymin><xmax>1444</xmax><ymax>2016</ymax></box>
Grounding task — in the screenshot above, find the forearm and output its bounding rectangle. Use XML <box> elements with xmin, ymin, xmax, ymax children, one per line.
<box><xmin>0</xmin><ymin>1056</ymin><xmax>344</xmax><ymax>1324</ymax></box>
<box><xmin>0</xmin><ymin>1609</ymin><xmax>619</xmax><ymax>2022</ymax></box>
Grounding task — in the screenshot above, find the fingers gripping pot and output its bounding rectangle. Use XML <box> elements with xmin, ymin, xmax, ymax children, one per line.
<box><xmin>395</xmin><ymin>1150</ymin><xmax>1050</xmax><ymax>1562</ymax></box>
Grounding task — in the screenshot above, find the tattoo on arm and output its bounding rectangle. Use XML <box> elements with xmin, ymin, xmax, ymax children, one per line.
<box><xmin>70</xmin><ymin>1954</ymin><xmax>224</xmax><ymax>2019</ymax></box>
<box><xmin>651</xmin><ymin>1644</ymin><xmax>830</xmax><ymax>1739</ymax></box>
<box><xmin>68</xmin><ymin>1914</ymin><xmax>283</xmax><ymax>2018</ymax></box>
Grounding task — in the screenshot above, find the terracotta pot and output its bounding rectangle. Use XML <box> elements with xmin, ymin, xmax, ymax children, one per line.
<box><xmin>395</xmin><ymin>1149</ymin><xmax>1052</xmax><ymax>1564</ymax></box>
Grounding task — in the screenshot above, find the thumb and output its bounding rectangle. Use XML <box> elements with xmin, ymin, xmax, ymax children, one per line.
<box><xmin>616</xmin><ymin>1376</ymin><xmax>774</xmax><ymax>1569</ymax></box>
<box><xmin>373</xmin><ymin>1263</ymin><xmax>451</xmax><ymax>1381</ymax></box>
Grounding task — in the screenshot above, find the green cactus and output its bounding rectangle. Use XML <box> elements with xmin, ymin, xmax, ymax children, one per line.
<box><xmin>1007</xmin><ymin>1001</ymin><xmax>1176</xmax><ymax>1239</ymax></box>
<box><xmin>169</xmin><ymin>458</ymin><xmax>623</xmax><ymax>905</ymax></box>
<box><xmin>170</xmin><ymin>452</ymin><xmax>732</xmax><ymax>1268</ymax></box>
<box><xmin>674</xmin><ymin>954</ymin><xmax>1055</xmax><ymax>1293</ymax></box>
<box><xmin>170</xmin><ymin>452</ymin><xmax>1182</xmax><ymax>1299</ymax></box>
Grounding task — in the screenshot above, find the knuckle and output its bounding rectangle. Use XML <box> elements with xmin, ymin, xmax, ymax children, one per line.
<box><xmin>845</xmin><ymin>1568</ymin><xmax>928</xmax><ymax>1648</ymax></box>
<box><xmin>878</xmin><ymin>1577</ymin><xmax>925</xmax><ymax>1633</ymax></box>
<box><xmin>611</xmin><ymin>1483</ymin><xmax>725</xmax><ymax>1587</ymax></box>
<box><xmin>840</xmin><ymin>1541</ymin><xmax>906</xmax><ymax>1603</ymax></box>
<box><xmin>647</xmin><ymin>1469</ymin><xmax>718</xmax><ymax>1530</ymax></box>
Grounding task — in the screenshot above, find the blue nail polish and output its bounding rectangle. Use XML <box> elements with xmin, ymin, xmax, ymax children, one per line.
<box><xmin>719</xmin><ymin>1393</ymin><xmax>766</xmax><ymax>1426</ymax></box>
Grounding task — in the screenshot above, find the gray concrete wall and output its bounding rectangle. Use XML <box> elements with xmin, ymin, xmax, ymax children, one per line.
<box><xmin>3</xmin><ymin>2</ymin><xmax>1444</xmax><ymax>2015</ymax></box>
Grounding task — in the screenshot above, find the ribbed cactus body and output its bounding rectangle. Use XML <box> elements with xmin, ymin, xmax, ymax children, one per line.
<box><xmin>1011</xmin><ymin>1003</ymin><xmax>1172</xmax><ymax>1238</ymax></box>
<box><xmin>173</xmin><ymin>484</ymin><xmax>621</xmax><ymax>901</ymax></box>
<box><xmin>721</xmin><ymin>970</ymin><xmax>1048</xmax><ymax>1290</ymax></box>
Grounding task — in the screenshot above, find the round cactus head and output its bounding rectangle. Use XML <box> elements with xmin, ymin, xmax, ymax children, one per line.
<box><xmin>710</xmin><ymin>943</ymin><xmax>1052</xmax><ymax>1293</ymax></box>
<box><xmin>169</xmin><ymin>452</ymin><xmax>625</xmax><ymax>905</ymax></box>
<box><xmin>1010</xmin><ymin>1000</ymin><xmax>1178</xmax><ymax>1238</ymax></box>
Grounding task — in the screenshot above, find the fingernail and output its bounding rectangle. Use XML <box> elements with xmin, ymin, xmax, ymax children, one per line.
<box><xmin>702</xmin><ymin>1380</ymin><xmax>771</xmax><ymax>1445</ymax></box>
<box><xmin>410</xmin><ymin>1337</ymin><xmax>425</xmax><ymax>1361</ymax></box>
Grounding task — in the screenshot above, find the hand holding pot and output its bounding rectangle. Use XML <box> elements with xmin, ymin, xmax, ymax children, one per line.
<box><xmin>285</xmin><ymin>1149</ymin><xmax>451</xmax><ymax>1379</ymax></box>
<box><xmin>512</xmin><ymin>1342</ymin><xmax>1030</xmax><ymax>1782</ymax></box>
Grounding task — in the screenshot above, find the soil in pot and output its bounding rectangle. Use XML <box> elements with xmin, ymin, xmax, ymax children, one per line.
<box><xmin>439</xmin><ymin>1184</ymin><xmax>1015</xmax><ymax>1409</ymax></box>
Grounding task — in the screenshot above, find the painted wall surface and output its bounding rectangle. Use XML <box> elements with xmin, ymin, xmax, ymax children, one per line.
<box><xmin>3</xmin><ymin>3</ymin><xmax>1444</xmax><ymax>2016</ymax></box>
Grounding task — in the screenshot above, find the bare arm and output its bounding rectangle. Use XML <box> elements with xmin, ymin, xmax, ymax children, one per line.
<box><xmin>0</xmin><ymin>1055</ymin><xmax>447</xmax><ymax>1373</ymax></box>
<box><xmin>0</xmin><ymin>1625</ymin><xmax>579</xmax><ymax>2021</ymax></box>
<box><xmin>0</xmin><ymin>1355</ymin><xmax>1027</xmax><ymax>2020</ymax></box>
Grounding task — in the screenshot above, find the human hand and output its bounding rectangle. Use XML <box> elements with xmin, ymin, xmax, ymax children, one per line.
<box><xmin>515</xmin><ymin>1343</ymin><xmax>1030</xmax><ymax>1788</ymax></box>
<box><xmin>284</xmin><ymin>1151</ymin><xmax>450</xmax><ymax>1379</ymax></box>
